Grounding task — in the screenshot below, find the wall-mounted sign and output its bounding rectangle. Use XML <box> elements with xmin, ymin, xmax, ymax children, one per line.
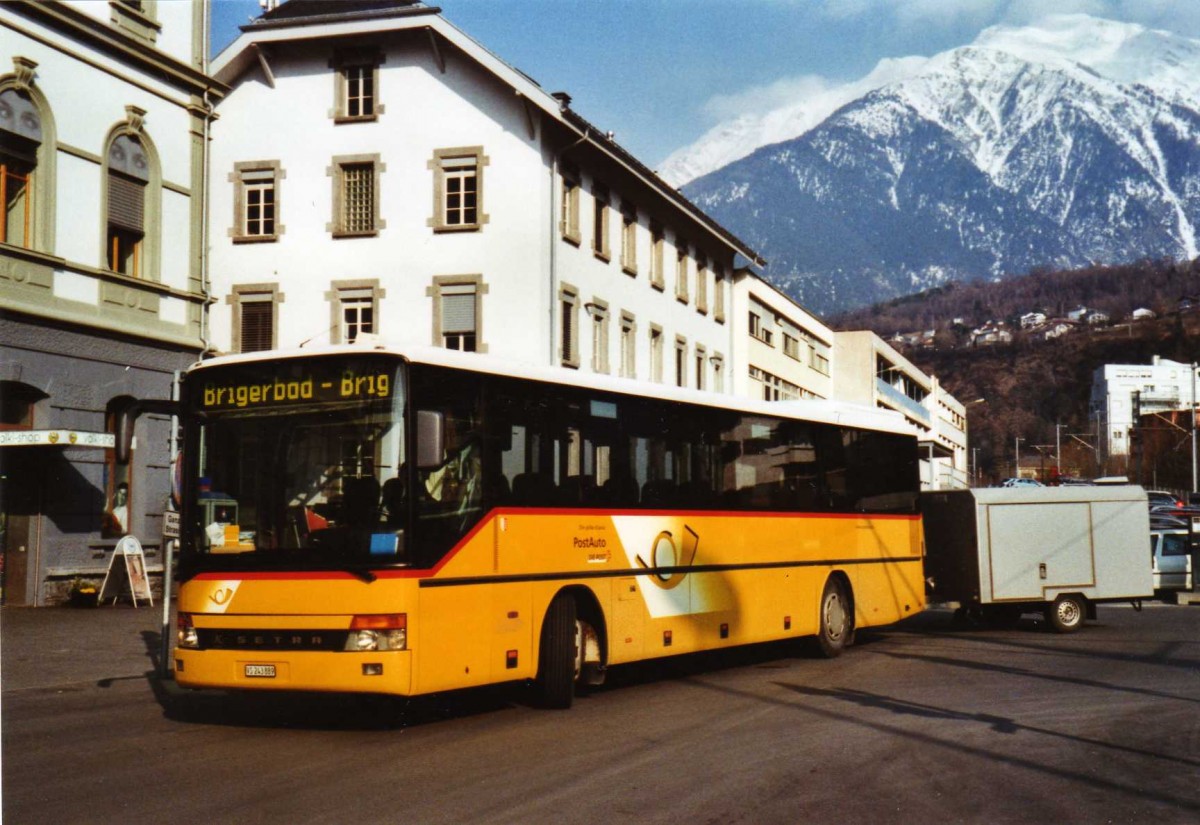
<box><xmin>0</xmin><ymin>430</ymin><xmax>115</xmax><ymax>448</ymax></box>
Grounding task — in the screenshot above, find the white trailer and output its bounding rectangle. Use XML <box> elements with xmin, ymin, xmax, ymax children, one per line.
<box><xmin>922</xmin><ymin>486</ymin><xmax>1153</xmax><ymax>632</ymax></box>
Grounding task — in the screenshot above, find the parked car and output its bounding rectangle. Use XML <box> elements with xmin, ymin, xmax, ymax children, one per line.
<box><xmin>1146</xmin><ymin>490</ymin><xmax>1185</xmax><ymax>509</ymax></box>
<box><xmin>1150</xmin><ymin>528</ymin><xmax>1193</xmax><ymax>593</ymax></box>
<box><xmin>1001</xmin><ymin>477</ymin><xmax>1044</xmax><ymax>488</ymax></box>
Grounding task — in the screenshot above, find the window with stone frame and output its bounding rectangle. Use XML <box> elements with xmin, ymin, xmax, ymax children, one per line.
<box><xmin>109</xmin><ymin>0</ymin><xmax>159</xmax><ymax>44</ymax></box>
<box><xmin>713</xmin><ymin>265</ymin><xmax>726</xmax><ymax>323</ymax></box>
<box><xmin>429</xmin><ymin>147</ymin><xmax>488</xmax><ymax>232</ymax></box>
<box><xmin>560</xmin><ymin>164</ymin><xmax>581</xmax><ymax>244</ymax></box>
<box><xmin>229</xmin><ymin>284</ymin><xmax>282</xmax><ymax>353</ymax></box>
<box><xmin>674</xmin><ymin>336</ymin><xmax>687</xmax><ymax>387</ymax></box>
<box><xmin>329</xmin><ymin>155</ymin><xmax>383</xmax><ymax>237</ymax></box>
<box><xmin>230</xmin><ymin>160</ymin><xmax>283</xmax><ymax>242</ymax></box>
<box><xmin>650</xmin><ymin>324</ymin><xmax>664</xmax><ymax>383</ymax></box>
<box><xmin>649</xmin><ymin>222</ymin><xmax>665</xmax><ymax>290</ymax></box>
<box><xmin>431</xmin><ymin>276</ymin><xmax>486</xmax><ymax>353</ymax></box>
<box><xmin>695</xmin><ymin>255</ymin><xmax>708</xmax><ymax>314</ymax></box>
<box><xmin>560</xmin><ymin>283</ymin><xmax>580</xmax><ymax>368</ymax></box>
<box><xmin>592</xmin><ymin>183</ymin><xmax>610</xmax><ymax>260</ymax></box>
<box><xmin>589</xmin><ymin>299</ymin><xmax>610</xmax><ymax>374</ymax></box>
<box><xmin>332</xmin><ymin>49</ymin><xmax>383</xmax><ymax>123</ymax></box>
<box><xmin>620</xmin><ymin>201</ymin><xmax>638</xmax><ymax>275</ymax></box>
<box><xmin>619</xmin><ymin>311</ymin><xmax>636</xmax><ymax>379</ymax></box>
<box><xmin>327</xmin><ymin>281</ymin><xmax>384</xmax><ymax>344</ymax></box>
<box><xmin>675</xmin><ymin>241</ymin><xmax>689</xmax><ymax>303</ymax></box>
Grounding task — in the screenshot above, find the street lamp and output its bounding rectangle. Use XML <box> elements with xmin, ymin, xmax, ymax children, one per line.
<box><xmin>965</xmin><ymin>398</ymin><xmax>985</xmax><ymax>486</ymax></box>
<box><xmin>1056</xmin><ymin>422</ymin><xmax>1067</xmax><ymax>479</ymax></box>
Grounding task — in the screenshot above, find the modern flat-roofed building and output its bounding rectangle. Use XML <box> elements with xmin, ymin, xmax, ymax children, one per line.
<box><xmin>730</xmin><ymin>269</ymin><xmax>833</xmax><ymax>402</ymax></box>
<box><xmin>1090</xmin><ymin>356</ymin><xmax>1199</xmax><ymax>461</ymax></box>
<box><xmin>832</xmin><ymin>331</ymin><xmax>967</xmax><ymax>489</ymax></box>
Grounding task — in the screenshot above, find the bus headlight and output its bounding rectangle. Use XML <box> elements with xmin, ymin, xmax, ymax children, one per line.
<box><xmin>177</xmin><ymin>613</ymin><xmax>199</xmax><ymax>649</ymax></box>
<box><xmin>346</xmin><ymin>614</ymin><xmax>407</xmax><ymax>651</ymax></box>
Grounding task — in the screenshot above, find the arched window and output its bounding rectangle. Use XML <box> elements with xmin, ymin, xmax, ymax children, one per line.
<box><xmin>101</xmin><ymin>109</ymin><xmax>160</xmax><ymax>281</ymax></box>
<box><xmin>106</xmin><ymin>133</ymin><xmax>150</xmax><ymax>277</ymax></box>
<box><xmin>0</xmin><ymin>88</ymin><xmax>40</xmax><ymax>248</ymax></box>
<box><xmin>0</xmin><ymin>56</ymin><xmax>55</xmax><ymax>254</ymax></box>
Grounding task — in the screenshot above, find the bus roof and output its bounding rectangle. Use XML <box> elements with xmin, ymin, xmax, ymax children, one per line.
<box><xmin>189</xmin><ymin>341</ymin><xmax>917</xmax><ymax>438</ymax></box>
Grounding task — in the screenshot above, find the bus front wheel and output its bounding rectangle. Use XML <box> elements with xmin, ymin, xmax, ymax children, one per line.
<box><xmin>537</xmin><ymin>593</ymin><xmax>577</xmax><ymax>709</ymax></box>
<box><xmin>816</xmin><ymin>577</ymin><xmax>853</xmax><ymax>658</ymax></box>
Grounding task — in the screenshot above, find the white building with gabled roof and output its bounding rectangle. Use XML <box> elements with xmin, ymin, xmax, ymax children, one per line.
<box><xmin>206</xmin><ymin>0</ymin><xmax>762</xmax><ymax>397</ymax></box>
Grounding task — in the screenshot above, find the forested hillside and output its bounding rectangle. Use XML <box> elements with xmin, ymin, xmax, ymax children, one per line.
<box><xmin>832</xmin><ymin>258</ymin><xmax>1200</xmax><ymax>337</ymax></box>
<box><xmin>828</xmin><ymin>258</ymin><xmax>1200</xmax><ymax>485</ymax></box>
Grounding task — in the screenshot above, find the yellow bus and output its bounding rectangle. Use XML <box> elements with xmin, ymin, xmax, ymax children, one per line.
<box><xmin>170</xmin><ymin>344</ymin><xmax>925</xmax><ymax>708</ymax></box>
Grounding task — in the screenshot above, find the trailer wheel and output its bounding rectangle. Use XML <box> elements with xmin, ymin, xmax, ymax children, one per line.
<box><xmin>816</xmin><ymin>577</ymin><xmax>853</xmax><ymax>658</ymax></box>
<box><xmin>537</xmin><ymin>593</ymin><xmax>577</xmax><ymax>709</ymax></box>
<box><xmin>1045</xmin><ymin>594</ymin><xmax>1085</xmax><ymax>634</ymax></box>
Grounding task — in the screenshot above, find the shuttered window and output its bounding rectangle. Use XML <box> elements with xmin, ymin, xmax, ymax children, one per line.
<box><xmin>560</xmin><ymin>287</ymin><xmax>579</xmax><ymax>367</ymax></box>
<box><xmin>108</xmin><ymin>173</ymin><xmax>145</xmax><ymax>232</ymax></box>
<box><xmin>441</xmin><ymin>284</ymin><xmax>476</xmax><ymax>333</ymax></box>
<box><xmin>240</xmin><ymin>301</ymin><xmax>273</xmax><ymax>352</ymax></box>
<box><xmin>440</xmin><ymin>283</ymin><xmax>476</xmax><ymax>352</ymax></box>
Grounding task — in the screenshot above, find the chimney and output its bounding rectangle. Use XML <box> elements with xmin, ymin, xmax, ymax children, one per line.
<box><xmin>551</xmin><ymin>91</ymin><xmax>571</xmax><ymax>109</ymax></box>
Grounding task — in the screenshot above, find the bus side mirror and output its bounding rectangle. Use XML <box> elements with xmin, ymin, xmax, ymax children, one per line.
<box><xmin>416</xmin><ymin>410</ymin><xmax>445</xmax><ymax>470</ymax></box>
<box><xmin>115</xmin><ymin>399</ymin><xmax>181</xmax><ymax>465</ymax></box>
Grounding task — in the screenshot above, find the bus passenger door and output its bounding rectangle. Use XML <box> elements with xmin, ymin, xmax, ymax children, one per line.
<box><xmin>415</xmin><ymin>585</ymin><xmax>492</xmax><ymax>693</ymax></box>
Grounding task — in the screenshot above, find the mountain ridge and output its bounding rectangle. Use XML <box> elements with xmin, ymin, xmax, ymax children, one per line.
<box><xmin>678</xmin><ymin>17</ymin><xmax>1200</xmax><ymax>314</ymax></box>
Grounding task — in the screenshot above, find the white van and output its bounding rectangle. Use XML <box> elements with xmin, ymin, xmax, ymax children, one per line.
<box><xmin>1151</xmin><ymin>528</ymin><xmax>1193</xmax><ymax>592</ymax></box>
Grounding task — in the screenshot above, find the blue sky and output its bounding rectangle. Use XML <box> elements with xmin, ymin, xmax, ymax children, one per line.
<box><xmin>210</xmin><ymin>0</ymin><xmax>1200</xmax><ymax>168</ymax></box>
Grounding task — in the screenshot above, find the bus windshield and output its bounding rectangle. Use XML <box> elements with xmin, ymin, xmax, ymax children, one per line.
<box><xmin>184</xmin><ymin>355</ymin><xmax>407</xmax><ymax>572</ymax></box>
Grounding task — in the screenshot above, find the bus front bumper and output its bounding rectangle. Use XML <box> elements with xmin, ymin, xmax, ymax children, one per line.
<box><xmin>174</xmin><ymin>648</ymin><xmax>413</xmax><ymax>695</ymax></box>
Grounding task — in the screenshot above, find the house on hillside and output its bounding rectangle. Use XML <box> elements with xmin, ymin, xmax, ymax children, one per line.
<box><xmin>1084</xmin><ymin>309</ymin><xmax>1110</xmax><ymax>325</ymax></box>
<box><xmin>970</xmin><ymin>323</ymin><xmax>1012</xmax><ymax>347</ymax></box>
<box><xmin>1044</xmin><ymin>320</ymin><xmax>1075</xmax><ymax>340</ymax></box>
<box><xmin>1019</xmin><ymin>311</ymin><xmax>1047</xmax><ymax>329</ymax></box>
<box><xmin>1130</xmin><ymin>307</ymin><xmax>1156</xmax><ymax>321</ymax></box>
<box><xmin>1067</xmin><ymin>306</ymin><xmax>1089</xmax><ymax>322</ymax></box>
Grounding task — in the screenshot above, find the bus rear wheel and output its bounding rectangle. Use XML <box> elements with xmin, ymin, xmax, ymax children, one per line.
<box><xmin>537</xmin><ymin>593</ymin><xmax>577</xmax><ymax>709</ymax></box>
<box><xmin>816</xmin><ymin>577</ymin><xmax>853</xmax><ymax>658</ymax></box>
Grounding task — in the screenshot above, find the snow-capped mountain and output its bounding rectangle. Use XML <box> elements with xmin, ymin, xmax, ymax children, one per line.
<box><xmin>671</xmin><ymin>15</ymin><xmax>1200</xmax><ymax>314</ymax></box>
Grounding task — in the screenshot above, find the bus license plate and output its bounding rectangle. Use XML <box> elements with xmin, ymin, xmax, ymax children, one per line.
<box><xmin>244</xmin><ymin>664</ymin><xmax>276</xmax><ymax>678</ymax></box>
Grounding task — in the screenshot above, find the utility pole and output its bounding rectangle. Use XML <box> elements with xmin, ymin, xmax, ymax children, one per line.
<box><xmin>1192</xmin><ymin>362</ymin><xmax>1197</xmax><ymax>495</ymax></box>
<box><xmin>1055</xmin><ymin>422</ymin><xmax>1065</xmax><ymax>479</ymax></box>
<box><xmin>1015</xmin><ymin>436</ymin><xmax>1023</xmax><ymax>479</ymax></box>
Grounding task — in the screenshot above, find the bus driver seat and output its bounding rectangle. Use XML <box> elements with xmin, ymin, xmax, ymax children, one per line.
<box><xmin>342</xmin><ymin>476</ymin><xmax>381</xmax><ymax>529</ymax></box>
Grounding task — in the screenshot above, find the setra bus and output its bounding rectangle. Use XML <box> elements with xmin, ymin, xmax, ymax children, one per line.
<box><xmin>165</xmin><ymin>342</ymin><xmax>924</xmax><ymax>708</ymax></box>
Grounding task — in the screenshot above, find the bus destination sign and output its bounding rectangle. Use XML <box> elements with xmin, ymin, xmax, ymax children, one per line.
<box><xmin>197</xmin><ymin>361</ymin><xmax>393</xmax><ymax>411</ymax></box>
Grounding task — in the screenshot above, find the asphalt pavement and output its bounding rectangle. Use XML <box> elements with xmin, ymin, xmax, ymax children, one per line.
<box><xmin>1</xmin><ymin>603</ymin><xmax>172</xmax><ymax>692</ymax></box>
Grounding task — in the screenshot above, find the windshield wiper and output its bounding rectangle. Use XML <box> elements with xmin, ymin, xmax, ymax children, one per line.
<box><xmin>342</xmin><ymin>567</ymin><xmax>377</xmax><ymax>584</ymax></box>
